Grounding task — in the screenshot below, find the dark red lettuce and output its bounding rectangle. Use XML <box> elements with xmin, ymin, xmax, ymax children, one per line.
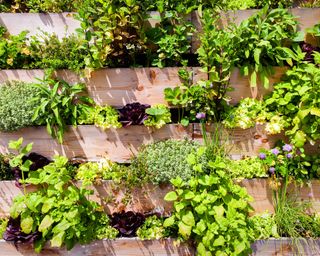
<box><xmin>3</xmin><ymin>217</ymin><xmax>40</xmax><ymax>244</ymax></box>
<box><xmin>300</xmin><ymin>42</ymin><xmax>320</xmax><ymax>63</ymax></box>
<box><xmin>118</xmin><ymin>102</ymin><xmax>150</xmax><ymax>127</ymax></box>
<box><xmin>110</xmin><ymin>211</ymin><xmax>145</xmax><ymax>237</ymax></box>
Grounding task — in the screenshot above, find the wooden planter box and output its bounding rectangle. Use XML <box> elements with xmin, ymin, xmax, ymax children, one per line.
<box><xmin>0</xmin><ymin>238</ymin><xmax>195</xmax><ymax>256</ymax></box>
<box><xmin>1</xmin><ymin>238</ymin><xmax>320</xmax><ymax>256</ymax></box>
<box><xmin>1</xmin><ymin>179</ymin><xmax>320</xmax><ymax>217</ymax></box>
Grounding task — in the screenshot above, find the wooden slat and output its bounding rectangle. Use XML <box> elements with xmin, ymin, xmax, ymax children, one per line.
<box><xmin>0</xmin><ymin>68</ymin><xmax>186</xmax><ymax>107</ymax></box>
<box><xmin>251</xmin><ymin>238</ymin><xmax>320</xmax><ymax>256</ymax></box>
<box><xmin>192</xmin><ymin>67</ymin><xmax>287</xmax><ymax>105</ymax></box>
<box><xmin>2</xmin><ymin>179</ymin><xmax>320</xmax><ymax>217</ymax></box>
<box><xmin>193</xmin><ymin>123</ymin><xmax>320</xmax><ymax>157</ymax></box>
<box><xmin>0</xmin><ymin>124</ymin><xmax>192</xmax><ymax>162</ymax></box>
<box><xmin>0</xmin><ymin>239</ymin><xmax>195</xmax><ymax>256</ymax></box>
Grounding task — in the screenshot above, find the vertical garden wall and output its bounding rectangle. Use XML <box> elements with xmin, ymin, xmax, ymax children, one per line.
<box><xmin>1</xmin><ymin>0</ymin><xmax>320</xmax><ymax>255</ymax></box>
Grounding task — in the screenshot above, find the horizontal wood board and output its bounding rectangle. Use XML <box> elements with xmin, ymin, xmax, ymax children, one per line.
<box><xmin>1</xmin><ymin>179</ymin><xmax>320</xmax><ymax>217</ymax></box>
<box><xmin>0</xmin><ymin>238</ymin><xmax>319</xmax><ymax>256</ymax></box>
<box><xmin>0</xmin><ymin>125</ymin><xmax>192</xmax><ymax>162</ymax></box>
<box><xmin>0</xmin><ymin>66</ymin><xmax>286</xmax><ymax>106</ymax></box>
<box><xmin>0</xmin><ymin>239</ymin><xmax>194</xmax><ymax>256</ymax></box>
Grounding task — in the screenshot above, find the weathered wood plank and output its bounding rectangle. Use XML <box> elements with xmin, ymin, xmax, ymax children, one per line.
<box><xmin>0</xmin><ymin>66</ymin><xmax>285</xmax><ymax>107</ymax></box>
<box><xmin>192</xmin><ymin>67</ymin><xmax>287</xmax><ymax>104</ymax></box>
<box><xmin>0</xmin><ymin>239</ymin><xmax>195</xmax><ymax>256</ymax></box>
<box><xmin>251</xmin><ymin>238</ymin><xmax>320</xmax><ymax>256</ymax></box>
<box><xmin>0</xmin><ymin>68</ymin><xmax>186</xmax><ymax>107</ymax></box>
<box><xmin>1</xmin><ymin>179</ymin><xmax>320</xmax><ymax>217</ymax></box>
<box><xmin>0</xmin><ymin>124</ymin><xmax>192</xmax><ymax>162</ymax></box>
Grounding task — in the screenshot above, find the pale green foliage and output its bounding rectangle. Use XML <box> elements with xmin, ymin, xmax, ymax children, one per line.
<box><xmin>249</xmin><ymin>212</ymin><xmax>279</xmax><ymax>239</ymax></box>
<box><xmin>137</xmin><ymin>215</ymin><xmax>168</xmax><ymax>240</ymax></box>
<box><xmin>0</xmin><ymin>81</ymin><xmax>40</xmax><ymax>131</ymax></box>
<box><xmin>0</xmin><ymin>218</ymin><xmax>8</xmax><ymax>238</ymax></box>
<box><xmin>226</xmin><ymin>157</ymin><xmax>268</xmax><ymax>179</ymax></box>
<box><xmin>144</xmin><ymin>104</ymin><xmax>171</xmax><ymax>129</ymax></box>
<box><xmin>131</xmin><ymin>139</ymin><xmax>203</xmax><ymax>184</ymax></box>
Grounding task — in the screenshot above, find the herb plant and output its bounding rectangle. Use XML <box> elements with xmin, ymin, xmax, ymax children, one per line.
<box><xmin>264</xmin><ymin>63</ymin><xmax>320</xmax><ymax>147</ymax></box>
<box><xmin>7</xmin><ymin>139</ymin><xmax>118</xmax><ymax>252</ymax></box>
<box><xmin>144</xmin><ymin>104</ymin><xmax>172</xmax><ymax>129</ymax></box>
<box><xmin>249</xmin><ymin>212</ymin><xmax>279</xmax><ymax>239</ymax></box>
<box><xmin>0</xmin><ymin>154</ymin><xmax>12</xmax><ymax>180</ymax></box>
<box><xmin>164</xmin><ymin>147</ymin><xmax>255</xmax><ymax>255</ymax></box>
<box><xmin>137</xmin><ymin>215</ymin><xmax>169</xmax><ymax>240</ymax></box>
<box><xmin>32</xmin><ymin>76</ymin><xmax>94</xmax><ymax>143</ymax></box>
<box><xmin>25</xmin><ymin>0</ymin><xmax>78</xmax><ymax>12</ymax></box>
<box><xmin>235</xmin><ymin>7</ymin><xmax>300</xmax><ymax>88</ymax></box>
<box><xmin>28</xmin><ymin>32</ymin><xmax>87</xmax><ymax>73</ymax></box>
<box><xmin>130</xmin><ymin>139</ymin><xmax>203</xmax><ymax>184</ymax></box>
<box><xmin>0</xmin><ymin>81</ymin><xmax>40</xmax><ymax>131</ymax></box>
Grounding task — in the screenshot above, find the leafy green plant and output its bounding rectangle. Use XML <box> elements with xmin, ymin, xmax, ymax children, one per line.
<box><xmin>223</xmin><ymin>98</ymin><xmax>268</xmax><ymax>129</ymax></box>
<box><xmin>25</xmin><ymin>0</ymin><xmax>79</xmax><ymax>12</ymax></box>
<box><xmin>28</xmin><ymin>32</ymin><xmax>87</xmax><ymax>72</ymax></box>
<box><xmin>32</xmin><ymin>76</ymin><xmax>94</xmax><ymax>143</ymax></box>
<box><xmin>298</xmin><ymin>0</ymin><xmax>320</xmax><ymax>7</ymax></box>
<box><xmin>151</xmin><ymin>11</ymin><xmax>194</xmax><ymax>68</ymax></box>
<box><xmin>78</xmin><ymin>105</ymin><xmax>122</xmax><ymax>130</ymax></box>
<box><xmin>249</xmin><ymin>212</ymin><xmax>279</xmax><ymax>239</ymax></box>
<box><xmin>136</xmin><ymin>215</ymin><xmax>169</xmax><ymax>240</ymax></box>
<box><xmin>0</xmin><ymin>81</ymin><xmax>41</xmax><ymax>131</ymax></box>
<box><xmin>75</xmin><ymin>159</ymin><xmax>129</xmax><ymax>186</ymax></box>
<box><xmin>76</xmin><ymin>0</ymin><xmax>149</xmax><ymax>70</ymax></box>
<box><xmin>164</xmin><ymin>147</ymin><xmax>255</xmax><ymax>255</ymax></box>
<box><xmin>255</xmin><ymin>0</ymin><xmax>294</xmax><ymax>8</ymax></box>
<box><xmin>130</xmin><ymin>139</ymin><xmax>204</xmax><ymax>185</ymax></box>
<box><xmin>259</xmin><ymin>146</ymin><xmax>320</xmax><ymax>239</ymax></box>
<box><xmin>235</xmin><ymin>7</ymin><xmax>301</xmax><ymax>88</ymax></box>
<box><xmin>144</xmin><ymin>104</ymin><xmax>171</xmax><ymax>129</ymax></box>
<box><xmin>226</xmin><ymin>157</ymin><xmax>268</xmax><ymax>179</ymax></box>
<box><xmin>0</xmin><ymin>26</ymin><xmax>31</xmax><ymax>68</ymax></box>
<box><xmin>264</xmin><ymin>63</ymin><xmax>320</xmax><ymax>147</ymax></box>
<box><xmin>8</xmin><ymin>139</ymin><xmax>118</xmax><ymax>252</ymax></box>
<box><xmin>0</xmin><ymin>218</ymin><xmax>8</xmax><ymax>237</ymax></box>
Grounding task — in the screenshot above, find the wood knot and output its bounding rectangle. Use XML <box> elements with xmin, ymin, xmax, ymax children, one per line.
<box><xmin>137</xmin><ymin>84</ymin><xmax>144</xmax><ymax>91</ymax></box>
<box><xmin>253</xmin><ymin>134</ymin><xmax>261</xmax><ymax>140</ymax></box>
<box><xmin>150</xmin><ymin>69</ymin><xmax>157</xmax><ymax>81</ymax></box>
<box><xmin>261</xmin><ymin>138</ymin><xmax>269</xmax><ymax>143</ymax></box>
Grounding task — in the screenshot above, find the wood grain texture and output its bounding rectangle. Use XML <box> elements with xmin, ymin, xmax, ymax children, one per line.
<box><xmin>2</xmin><ymin>179</ymin><xmax>320</xmax><ymax>217</ymax></box>
<box><xmin>0</xmin><ymin>125</ymin><xmax>192</xmax><ymax>162</ymax></box>
<box><xmin>192</xmin><ymin>67</ymin><xmax>287</xmax><ymax>104</ymax></box>
<box><xmin>251</xmin><ymin>238</ymin><xmax>320</xmax><ymax>256</ymax></box>
<box><xmin>0</xmin><ymin>239</ymin><xmax>195</xmax><ymax>256</ymax></box>
<box><xmin>0</xmin><ymin>68</ymin><xmax>186</xmax><ymax>107</ymax></box>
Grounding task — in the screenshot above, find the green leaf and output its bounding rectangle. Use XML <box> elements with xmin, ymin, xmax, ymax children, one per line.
<box><xmin>311</xmin><ymin>107</ymin><xmax>320</xmax><ymax>117</ymax></box>
<box><xmin>213</xmin><ymin>235</ymin><xmax>225</xmax><ymax>247</ymax></box>
<box><xmin>163</xmin><ymin>216</ymin><xmax>175</xmax><ymax>227</ymax></box>
<box><xmin>8</xmin><ymin>138</ymin><xmax>23</xmax><ymax>150</ymax></box>
<box><xmin>51</xmin><ymin>231</ymin><xmax>65</xmax><ymax>248</ymax></box>
<box><xmin>164</xmin><ymin>191</ymin><xmax>178</xmax><ymax>201</ymax></box>
<box><xmin>184</xmin><ymin>191</ymin><xmax>195</xmax><ymax>200</ymax></box>
<box><xmin>182</xmin><ymin>211</ymin><xmax>195</xmax><ymax>227</ymax></box>
<box><xmin>250</xmin><ymin>71</ymin><xmax>257</xmax><ymax>87</ymax></box>
<box><xmin>181</xmin><ymin>118</ymin><xmax>189</xmax><ymax>126</ymax></box>
<box><xmin>21</xmin><ymin>216</ymin><xmax>33</xmax><ymax>234</ymax></box>
<box><xmin>178</xmin><ymin>222</ymin><xmax>192</xmax><ymax>239</ymax></box>
<box><xmin>39</xmin><ymin>215</ymin><xmax>54</xmax><ymax>234</ymax></box>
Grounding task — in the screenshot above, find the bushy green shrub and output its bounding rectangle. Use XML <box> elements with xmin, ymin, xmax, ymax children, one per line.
<box><xmin>130</xmin><ymin>139</ymin><xmax>204</xmax><ymax>184</ymax></box>
<box><xmin>226</xmin><ymin>157</ymin><xmax>268</xmax><ymax>179</ymax></box>
<box><xmin>0</xmin><ymin>81</ymin><xmax>40</xmax><ymax>131</ymax></box>
<box><xmin>28</xmin><ymin>32</ymin><xmax>87</xmax><ymax>72</ymax></box>
<box><xmin>25</xmin><ymin>0</ymin><xmax>79</xmax><ymax>12</ymax></box>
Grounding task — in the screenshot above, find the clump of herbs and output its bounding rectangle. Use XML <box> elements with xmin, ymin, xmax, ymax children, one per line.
<box><xmin>28</xmin><ymin>32</ymin><xmax>87</xmax><ymax>73</ymax></box>
<box><xmin>137</xmin><ymin>215</ymin><xmax>169</xmax><ymax>240</ymax></box>
<box><xmin>130</xmin><ymin>139</ymin><xmax>204</xmax><ymax>184</ymax></box>
<box><xmin>164</xmin><ymin>147</ymin><xmax>255</xmax><ymax>255</ymax></box>
<box><xmin>144</xmin><ymin>104</ymin><xmax>172</xmax><ymax>129</ymax></box>
<box><xmin>7</xmin><ymin>139</ymin><xmax>118</xmax><ymax>252</ymax></box>
<box><xmin>0</xmin><ymin>81</ymin><xmax>41</xmax><ymax>131</ymax></box>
